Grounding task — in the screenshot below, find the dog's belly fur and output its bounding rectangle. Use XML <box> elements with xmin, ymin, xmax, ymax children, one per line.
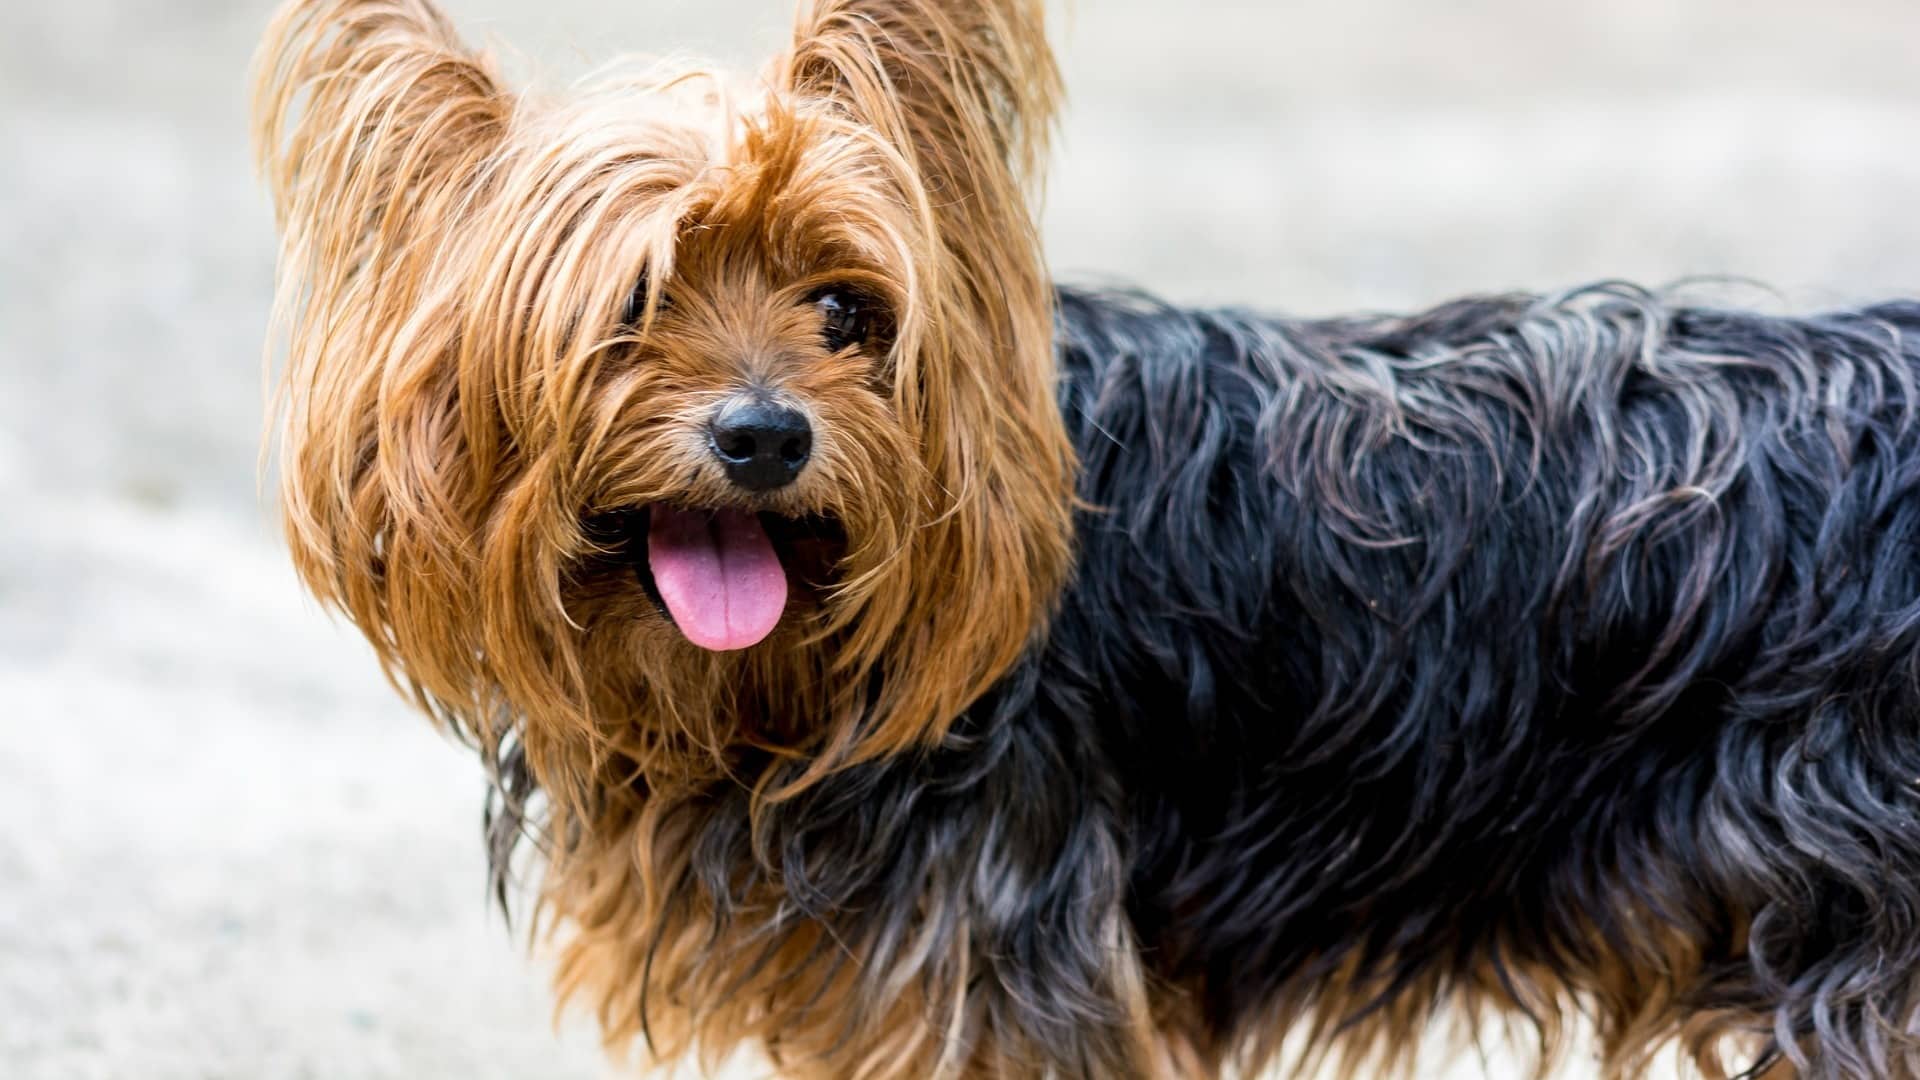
<box><xmin>1014</xmin><ymin>284</ymin><xmax>1920</xmax><ymax>1065</ymax></box>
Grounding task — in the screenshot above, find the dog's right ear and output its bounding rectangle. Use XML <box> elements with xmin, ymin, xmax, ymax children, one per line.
<box><xmin>252</xmin><ymin>0</ymin><xmax>511</xmax><ymax>732</ymax></box>
<box><xmin>253</xmin><ymin>0</ymin><xmax>506</xmax><ymax>248</ymax></box>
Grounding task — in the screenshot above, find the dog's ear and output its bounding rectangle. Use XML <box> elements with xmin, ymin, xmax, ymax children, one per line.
<box><xmin>254</xmin><ymin>0</ymin><xmax>507</xmax><ymax>253</ymax></box>
<box><xmin>252</xmin><ymin>0</ymin><xmax>512</xmax><ymax>734</ymax></box>
<box><xmin>778</xmin><ymin>1</ymin><xmax>1078</xmax><ymax>763</ymax></box>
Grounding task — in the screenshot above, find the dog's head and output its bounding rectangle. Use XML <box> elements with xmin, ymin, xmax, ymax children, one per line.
<box><xmin>254</xmin><ymin>0</ymin><xmax>1074</xmax><ymax>786</ymax></box>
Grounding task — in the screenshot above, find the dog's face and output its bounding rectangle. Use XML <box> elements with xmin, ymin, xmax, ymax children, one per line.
<box><xmin>575</xmin><ymin>253</ymin><xmax>893</xmax><ymax>652</ymax></box>
<box><xmin>256</xmin><ymin>0</ymin><xmax>1075</xmax><ymax>783</ymax></box>
<box><xmin>546</xmin><ymin>105</ymin><xmax>926</xmax><ymax>666</ymax></box>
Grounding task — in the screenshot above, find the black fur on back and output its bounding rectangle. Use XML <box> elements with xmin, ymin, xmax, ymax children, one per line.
<box><xmin>1048</xmin><ymin>283</ymin><xmax>1920</xmax><ymax>1076</ymax></box>
<box><xmin>492</xmin><ymin>283</ymin><xmax>1920</xmax><ymax>1077</ymax></box>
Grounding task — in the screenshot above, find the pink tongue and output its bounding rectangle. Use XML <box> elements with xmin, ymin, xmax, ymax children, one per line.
<box><xmin>647</xmin><ymin>506</ymin><xmax>788</xmax><ymax>651</ymax></box>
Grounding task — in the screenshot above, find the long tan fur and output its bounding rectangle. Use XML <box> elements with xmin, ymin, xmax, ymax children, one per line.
<box><xmin>254</xmin><ymin>0</ymin><xmax>1092</xmax><ymax>1075</ymax></box>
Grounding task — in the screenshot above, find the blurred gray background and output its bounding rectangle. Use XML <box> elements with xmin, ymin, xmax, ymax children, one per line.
<box><xmin>4</xmin><ymin>1</ymin><xmax>1918</xmax><ymax>1077</ymax></box>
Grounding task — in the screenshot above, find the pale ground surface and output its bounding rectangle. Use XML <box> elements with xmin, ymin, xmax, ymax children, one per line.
<box><xmin>5</xmin><ymin>0</ymin><xmax>1920</xmax><ymax>1077</ymax></box>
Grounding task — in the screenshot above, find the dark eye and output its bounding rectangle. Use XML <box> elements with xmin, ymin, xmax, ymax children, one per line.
<box><xmin>622</xmin><ymin>275</ymin><xmax>669</xmax><ymax>327</ymax></box>
<box><xmin>811</xmin><ymin>288</ymin><xmax>875</xmax><ymax>352</ymax></box>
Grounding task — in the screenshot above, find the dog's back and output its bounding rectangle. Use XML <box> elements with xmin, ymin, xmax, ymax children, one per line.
<box><xmin>1048</xmin><ymin>283</ymin><xmax>1920</xmax><ymax>1073</ymax></box>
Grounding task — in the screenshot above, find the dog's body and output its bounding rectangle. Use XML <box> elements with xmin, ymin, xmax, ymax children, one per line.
<box><xmin>254</xmin><ymin>0</ymin><xmax>1920</xmax><ymax>1076</ymax></box>
<box><xmin>1048</xmin><ymin>286</ymin><xmax>1920</xmax><ymax>1074</ymax></box>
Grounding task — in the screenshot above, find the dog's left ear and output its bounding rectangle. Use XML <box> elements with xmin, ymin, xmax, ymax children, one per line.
<box><xmin>777</xmin><ymin>0</ymin><xmax>1077</xmax><ymax>761</ymax></box>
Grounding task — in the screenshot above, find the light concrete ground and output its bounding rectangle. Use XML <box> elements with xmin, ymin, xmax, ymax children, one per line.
<box><xmin>4</xmin><ymin>1</ymin><xmax>1919</xmax><ymax>1077</ymax></box>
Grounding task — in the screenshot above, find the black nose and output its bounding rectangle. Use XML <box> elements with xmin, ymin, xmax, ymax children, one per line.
<box><xmin>709</xmin><ymin>396</ymin><xmax>813</xmax><ymax>491</ymax></box>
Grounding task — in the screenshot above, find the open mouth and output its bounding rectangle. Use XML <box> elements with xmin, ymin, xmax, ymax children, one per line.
<box><xmin>582</xmin><ymin>506</ymin><xmax>846</xmax><ymax>651</ymax></box>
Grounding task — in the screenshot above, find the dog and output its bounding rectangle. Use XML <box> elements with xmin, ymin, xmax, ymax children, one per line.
<box><xmin>251</xmin><ymin>1</ymin><xmax>1920</xmax><ymax>1076</ymax></box>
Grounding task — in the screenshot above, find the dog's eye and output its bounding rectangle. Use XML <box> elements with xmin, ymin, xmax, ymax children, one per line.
<box><xmin>622</xmin><ymin>277</ymin><xmax>669</xmax><ymax>327</ymax></box>
<box><xmin>811</xmin><ymin>288</ymin><xmax>874</xmax><ymax>352</ymax></box>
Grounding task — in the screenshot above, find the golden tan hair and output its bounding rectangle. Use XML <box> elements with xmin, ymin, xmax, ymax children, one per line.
<box><xmin>254</xmin><ymin>0</ymin><xmax>1097</xmax><ymax>1074</ymax></box>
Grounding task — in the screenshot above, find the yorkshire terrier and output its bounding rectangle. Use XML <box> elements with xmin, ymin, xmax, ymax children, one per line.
<box><xmin>252</xmin><ymin>1</ymin><xmax>1920</xmax><ymax>1077</ymax></box>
